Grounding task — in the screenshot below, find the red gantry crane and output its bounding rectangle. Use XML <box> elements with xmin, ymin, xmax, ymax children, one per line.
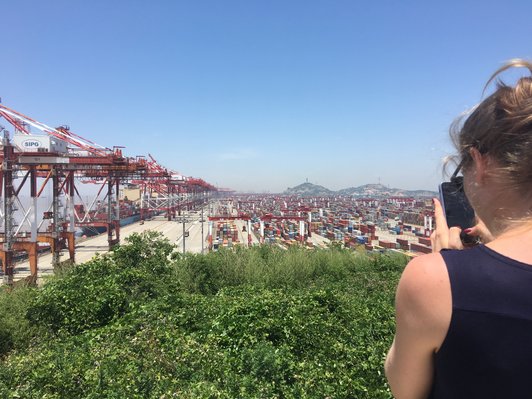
<box><xmin>0</xmin><ymin>104</ymin><xmax>217</xmax><ymax>284</ymax></box>
<box><xmin>128</xmin><ymin>154</ymin><xmax>216</xmax><ymax>221</ymax></box>
<box><xmin>0</xmin><ymin>104</ymin><xmax>145</xmax><ymax>283</ymax></box>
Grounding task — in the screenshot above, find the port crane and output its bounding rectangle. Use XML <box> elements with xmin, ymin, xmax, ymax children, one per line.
<box><xmin>128</xmin><ymin>154</ymin><xmax>215</xmax><ymax>221</ymax></box>
<box><xmin>0</xmin><ymin>104</ymin><xmax>215</xmax><ymax>284</ymax></box>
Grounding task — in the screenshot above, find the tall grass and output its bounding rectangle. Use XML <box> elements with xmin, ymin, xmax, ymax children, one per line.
<box><xmin>0</xmin><ymin>283</ymin><xmax>39</xmax><ymax>356</ymax></box>
<box><xmin>173</xmin><ymin>244</ymin><xmax>406</xmax><ymax>294</ymax></box>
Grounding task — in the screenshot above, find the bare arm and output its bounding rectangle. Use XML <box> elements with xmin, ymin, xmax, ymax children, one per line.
<box><xmin>385</xmin><ymin>254</ymin><xmax>451</xmax><ymax>399</ymax></box>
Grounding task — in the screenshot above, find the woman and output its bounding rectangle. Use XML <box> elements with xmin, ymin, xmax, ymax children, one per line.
<box><xmin>385</xmin><ymin>59</ymin><xmax>532</xmax><ymax>399</ymax></box>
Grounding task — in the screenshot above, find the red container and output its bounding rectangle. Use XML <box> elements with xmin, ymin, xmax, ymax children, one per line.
<box><xmin>379</xmin><ymin>240</ymin><xmax>396</xmax><ymax>249</ymax></box>
<box><xmin>397</xmin><ymin>238</ymin><xmax>409</xmax><ymax>246</ymax></box>
<box><xmin>411</xmin><ymin>243</ymin><xmax>431</xmax><ymax>254</ymax></box>
<box><xmin>418</xmin><ymin>237</ymin><xmax>431</xmax><ymax>246</ymax></box>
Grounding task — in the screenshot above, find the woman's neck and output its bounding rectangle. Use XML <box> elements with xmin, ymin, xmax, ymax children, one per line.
<box><xmin>480</xmin><ymin>199</ymin><xmax>532</xmax><ymax>238</ymax></box>
<box><xmin>485</xmin><ymin>221</ymin><xmax>532</xmax><ymax>265</ymax></box>
<box><xmin>495</xmin><ymin>222</ymin><xmax>532</xmax><ymax>239</ymax></box>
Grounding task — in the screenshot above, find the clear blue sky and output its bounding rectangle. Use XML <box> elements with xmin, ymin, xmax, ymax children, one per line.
<box><xmin>2</xmin><ymin>0</ymin><xmax>532</xmax><ymax>192</ymax></box>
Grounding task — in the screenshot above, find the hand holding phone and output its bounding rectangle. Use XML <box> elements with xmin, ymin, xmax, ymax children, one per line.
<box><xmin>438</xmin><ymin>176</ymin><xmax>477</xmax><ymax>245</ymax></box>
<box><xmin>438</xmin><ymin>177</ymin><xmax>475</xmax><ymax>229</ymax></box>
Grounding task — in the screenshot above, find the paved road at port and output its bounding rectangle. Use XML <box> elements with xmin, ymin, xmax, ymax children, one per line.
<box><xmin>308</xmin><ymin>232</ymin><xmax>330</xmax><ymax>248</ymax></box>
<box><xmin>3</xmin><ymin>212</ymin><xmax>207</xmax><ymax>284</ymax></box>
<box><xmin>2</xmin><ymin>212</ymin><xmax>331</xmax><ymax>284</ymax></box>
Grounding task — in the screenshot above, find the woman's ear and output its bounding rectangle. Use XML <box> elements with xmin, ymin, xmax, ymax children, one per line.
<box><xmin>469</xmin><ymin>147</ymin><xmax>488</xmax><ymax>184</ymax></box>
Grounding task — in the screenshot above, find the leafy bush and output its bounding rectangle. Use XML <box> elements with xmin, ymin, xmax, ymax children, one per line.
<box><xmin>27</xmin><ymin>231</ymin><xmax>175</xmax><ymax>335</ymax></box>
<box><xmin>0</xmin><ymin>234</ymin><xmax>407</xmax><ymax>398</ymax></box>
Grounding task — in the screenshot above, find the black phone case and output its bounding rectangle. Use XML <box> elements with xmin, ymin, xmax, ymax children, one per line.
<box><xmin>439</xmin><ymin>178</ymin><xmax>475</xmax><ymax>230</ymax></box>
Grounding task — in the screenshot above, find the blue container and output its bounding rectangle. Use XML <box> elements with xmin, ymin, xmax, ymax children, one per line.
<box><xmin>356</xmin><ymin>235</ymin><xmax>367</xmax><ymax>244</ymax></box>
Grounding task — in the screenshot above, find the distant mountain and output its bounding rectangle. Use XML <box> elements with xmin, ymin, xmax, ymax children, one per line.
<box><xmin>284</xmin><ymin>182</ymin><xmax>436</xmax><ymax>198</ymax></box>
<box><xmin>284</xmin><ymin>182</ymin><xmax>334</xmax><ymax>196</ymax></box>
<box><xmin>337</xmin><ymin>183</ymin><xmax>436</xmax><ymax>197</ymax></box>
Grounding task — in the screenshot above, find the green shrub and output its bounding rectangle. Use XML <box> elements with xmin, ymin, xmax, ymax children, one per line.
<box><xmin>0</xmin><ymin>234</ymin><xmax>407</xmax><ymax>398</ymax></box>
<box><xmin>27</xmin><ymin>231</ymin><xmax>175</xmax><ymax>335</ymax></box>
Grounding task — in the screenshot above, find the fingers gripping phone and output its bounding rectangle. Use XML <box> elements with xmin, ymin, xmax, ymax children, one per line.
<box><xmin>439</xmin><ymin>174</ymin><xmax>477</xmax><ymax>244</ymax></box>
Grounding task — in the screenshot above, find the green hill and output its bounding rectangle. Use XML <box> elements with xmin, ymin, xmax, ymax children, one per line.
<box><xmin>0</xmin><ymin>232</ymin><xmax>406</xmax><ymax>399</ymax></box>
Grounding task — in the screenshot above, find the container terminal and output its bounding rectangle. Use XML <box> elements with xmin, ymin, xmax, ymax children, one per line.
<box><xmin>206</xmin><ymin>195</ymin><xmax>434</xmax><ymax>254</ymax></box>
<box><xmin>0</xmin><ymin>104</ymin><xmax>435</xmax><ymax>285</ymax></box>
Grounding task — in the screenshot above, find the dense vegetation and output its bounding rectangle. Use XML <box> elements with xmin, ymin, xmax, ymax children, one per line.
<box><xmin>0</xmin><ymin>232</ymin><xmax>407</xmax><ymax>398</ymax></box>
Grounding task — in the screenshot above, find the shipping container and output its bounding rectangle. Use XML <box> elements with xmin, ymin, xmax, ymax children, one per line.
<box><xmin>410</xmin><ymin>243</ymin><xmax>431</xmax><ymax>254</ymax></box>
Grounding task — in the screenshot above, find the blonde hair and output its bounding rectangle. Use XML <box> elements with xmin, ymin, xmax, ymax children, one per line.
<box><xmin>451</xmin><ymin>59</ymin><xmax>532</xmax><ymax>197</ymax></box>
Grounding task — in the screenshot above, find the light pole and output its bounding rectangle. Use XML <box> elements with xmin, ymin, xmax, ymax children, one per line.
<box><xmin>182</xmin><ymin>215</ymin><xmax>186</xmax><ymax>254</ymax></box>
<box><xmin>201</xmin><ymin>205</ymin><xmax>204</xmax><ymax>254</ymax></box>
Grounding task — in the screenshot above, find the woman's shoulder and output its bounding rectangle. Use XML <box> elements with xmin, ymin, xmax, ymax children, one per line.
<box><xmin>395</xmin><ymin>252</ymin><xmax>451</xmax><ymax>344</ymax></box>
<box><xmin>399</xmin><ymin>252</ymin><xmax>449</xmax><ymax>298</ymax></box>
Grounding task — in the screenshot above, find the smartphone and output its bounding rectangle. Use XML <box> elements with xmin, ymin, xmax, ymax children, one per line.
<box><xmin>438</xmin><ymin>176</ymin><xmax>476</xmax><ymax>231</ymax></box>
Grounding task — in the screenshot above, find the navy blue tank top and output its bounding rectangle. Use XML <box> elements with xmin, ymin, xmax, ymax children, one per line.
<box><xmin>429</xmin><ymin>245</ymin><xmax>532</xmax><ymax>398</ymax></box>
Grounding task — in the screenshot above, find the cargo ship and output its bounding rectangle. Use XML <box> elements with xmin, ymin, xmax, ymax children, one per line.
<box><xmin>75</xmin><ymin>200</ymin><xmax>141</xmax><ymax>237</ymax></box>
